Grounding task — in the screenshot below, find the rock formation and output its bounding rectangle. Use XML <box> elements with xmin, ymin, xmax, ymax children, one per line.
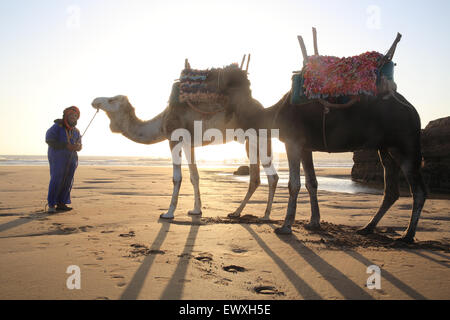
<box><xmin>234</xmin><ymin>165</ymin><xmax>250</xmax><ymax>176</ymax></box>
<box><xmin>421</xmin><ymin>116</ymin><xmax>450</xmax><ymax>193</ymax></box>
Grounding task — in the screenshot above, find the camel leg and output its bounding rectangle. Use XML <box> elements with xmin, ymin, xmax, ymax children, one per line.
<box><xmin>228</xmin><ymin>162</ymin><xmax>261</xmax><ymax>219</ymax></box>
<box><xmin>260</xmin><ymin>135</ymin><xmax>279</xmax><ymax>220</ymax></box>
<box><xmin>397</xmin><ymin>152</ymin><xmax>427</xmax><ymax>243</ymax></box>
<box><xmin>301</xmin><ymin>150</ymin><xmax>321</xmax><ymax>230</ymax></box>
<box><xmin>357</xmin><ymin>149</ymin><xmax>400</xmax><ymax>235</ymax></box>
<box><xmin>186</xmin><ymin>146</ymin><xmax>202</xmax><ymax>216</ymax></box>
<box><xmin>275</xmin><ymin>142</ymin><xmax>301</xmax><ymax>235</ymax></box>
<box><xmin>160</xmin><ymin>141</ymin><xmax>183</xmax><ymax>219</ymax></box>
<box><xmin>228</xmin><ymin>138</ymin><xmax>261</xmax><ymax>218</ymax></box>
<box><xmin>261</xmin><ymin>160</ymin><xmax>279</xmax><ymax>220</ymax></box>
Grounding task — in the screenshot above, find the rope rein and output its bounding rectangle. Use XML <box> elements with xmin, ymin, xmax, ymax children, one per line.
<box><xmin>81</xmin><ymin>108</ymin><xmax>100</xmax><ymax>139</ymax></box>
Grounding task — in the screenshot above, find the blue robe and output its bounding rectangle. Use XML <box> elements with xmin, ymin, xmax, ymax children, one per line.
<box><xmin>46</xmin><ymin>121</ymin><xmax>81</xmax><ymax>207</ymax></box>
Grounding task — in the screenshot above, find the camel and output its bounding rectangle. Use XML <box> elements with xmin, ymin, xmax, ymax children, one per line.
<box><xmin>91</xmin><ymin>63</ymin><xmax>279</xmax><ymax>220</ymax></box>
<box><xmin>263</xmin><ymin>87</ymin><xmax>427</xmax><ymax>244</ymax></box>
<box><xmin>263</xmin><ymin>32</ymin><xmax>427</xmax><ymax>243</ymax></box>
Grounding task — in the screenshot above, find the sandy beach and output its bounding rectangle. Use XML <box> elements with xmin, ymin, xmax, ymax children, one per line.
<box><xmin>0</xmin><ymin>165</ymin><xmax>449</xmax><ymax>300</ymax></box>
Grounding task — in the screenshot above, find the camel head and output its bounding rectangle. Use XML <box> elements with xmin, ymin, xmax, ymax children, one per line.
<box><xmin>92</xmin><ymin>95</ymin><xmax>134</xmax><ymax>133</ymax></box>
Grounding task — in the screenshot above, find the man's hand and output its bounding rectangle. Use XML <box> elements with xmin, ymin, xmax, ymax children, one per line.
<box><xmin>67</xmin><ymin>143</ymin><xmax>82</xmax><ymax>152</ymax></box>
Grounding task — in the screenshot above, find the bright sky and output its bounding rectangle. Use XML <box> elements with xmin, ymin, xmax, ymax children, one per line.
<box><xmin>1</xmin><ymin>0</ymin><xmax>449</xmax><ymax>159</ymax></box>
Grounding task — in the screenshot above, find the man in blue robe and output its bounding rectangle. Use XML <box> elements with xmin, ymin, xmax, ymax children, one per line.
<box><xmin>45</xmin><ymin>106</ymin><xmax>82</xmax><ymax>213</ymax></box>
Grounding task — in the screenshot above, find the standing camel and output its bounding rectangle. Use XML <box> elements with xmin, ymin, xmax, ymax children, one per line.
<box><xmin>201</xmin><ymin>61</ymin><xmax>427</xmax><ymax>243</ymax></box>
<box><xmin>264</xmin><ymin>32</ymin><xmax>427</xmax><ymax>243</ymax></box>
<box><xmin>263</xmin><ymin>90</ymin><xmax>427</xmax><ymax>243</ymax></box>
<box><xmin>92</xmin><ymin>64</ymin><xmax>279</xmax><ymax>220</ymax></box>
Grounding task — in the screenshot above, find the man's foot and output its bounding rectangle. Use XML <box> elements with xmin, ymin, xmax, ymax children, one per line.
<box><xmin>47</xmin><ymin>206</ymin><xmax>56</xmax><ymax>214</ymax></box>
<box><xmin>56</xmin><ymin>204</ymin><xmax>73</xmax><ymax>211</ymax></box>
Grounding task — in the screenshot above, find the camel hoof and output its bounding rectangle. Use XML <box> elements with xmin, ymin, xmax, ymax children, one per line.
<box><xmin>160</xmin><ymin>213</ymin><xmax>174</xmax><ymax>220</ymax></box>
<box><xmin>304</xmin><ymin>222</ymin><xmax>321</xmax><ymax>231</ymax></box>
<box><xmin>227</xmin><ymin>212</ymin><xmax>241</xmax><ymax>219</ymax></box>
<box><xmin>356</xmin><ymin>226</ymin><xmax>374</xmax><ymax>236</ymax></box>
<box><xmin>260</xmin><ymin>215</ymin><xmax>271</xmax><ymax>222</ymax></box>
<box><xmin>395</xmin><ymin>235</ymin><xmax>415</xmax><ymax>244</ymax></box>
<box><xmin>274</xmin><ymin>226</ymin><xmax>292</xmax><ymax>235</ymax></box>
<box><xmin>188</xmin><ymin>210</ymin><xmax>202</xmax><ymax>216</ymax></box>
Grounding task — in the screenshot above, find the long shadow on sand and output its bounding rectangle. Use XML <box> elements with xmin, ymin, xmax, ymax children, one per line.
<box><xmin>120</xmin><ymin>221</ymin><xmax>171</xmax><ymax>300</ymax></box>
<box><xmin>343</xmin><ymin>250</ymin><xmax>427</xmax><ymax>299</ymax></box>
<box><xmin>242</xmin><ymin>224</ymin><xmax>322</xmax><ymax>299</ymax></box>
<box><xmin>406</xmin><ymin>250</ymin><xmax>450</xmax><ymax>269</ymax></box>
<box><xmin>271</xmin><ymin>226</ymin><xmax>374</xmax><ymax>300</ymax></box>
<box><xmin>0</xmin><ymin>211</ymin><xmax>61</xmax><ymax>233</ymax></box>
<box><xmin>160</xmin><ymin>218</ymin><xmax>201</xmax><ymax>299</ymax></box>
<box><xmin>270</xmin><ymin>223</ymin><xmax>429</xmax><ymax>299</ymax></box>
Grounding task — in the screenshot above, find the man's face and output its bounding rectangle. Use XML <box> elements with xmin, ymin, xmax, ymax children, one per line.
<box><xmin>67</xmin><ymin>113</ymin><xmax>79</xmax><ymax>127</ymax></box>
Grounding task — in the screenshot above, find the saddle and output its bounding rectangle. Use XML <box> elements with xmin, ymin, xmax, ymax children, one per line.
<box><xmin>291</xmin><ymin>51</ymin><xmax>397</xmax><ymax>105</ymax></box>
<box><xmin>170</xmin><ymin>62</ymin><xmax>244</xmax><ymax>116</ymax></box>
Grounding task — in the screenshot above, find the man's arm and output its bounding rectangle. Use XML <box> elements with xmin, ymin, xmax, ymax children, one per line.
<box><xmin>46</xmin><ymin>140</ymin><xmax>67</xmax><ymax>150</ymax></box>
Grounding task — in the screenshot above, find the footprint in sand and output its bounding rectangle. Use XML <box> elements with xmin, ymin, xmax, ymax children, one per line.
<box><xmin>231</xmin><ymin>248</ymin><xmax>248</xmax><ymax>254</ymax></box>
<box><xmin>254</xmin><ymin>286</ymin><xmax>285</xmax><ymax>296</ymax></box>
<box><xmin>195</xmin><ymin>253</ymin><xmax>213</xmax><ymax>262</ymax></box>
<box><xmin>79</xmin><ymin>225</ymin><xmax>94</xmax><ymax>232</ymax></box>
<box><xmin>128</xmin><ymin>244</ymin><xmax>165</xmax><ymax>257</ymax></box>
<box><xmin>214</xmin><ymin>278</ymin><xmax>233</xmax><ymax>286</ymax></box>
<box><xmin>223</xmin><ymin>265</ymin><xmax>247</xmax><ymax>273</ymax></box>
<box><xmin>178</xmin><ymin>253</ymin><xmax>194</xmax><ymax>259</ymax></box>
<box><xmin>119</xmin><ymin>231</ymin><xmax>135</xmax><ymax>238</ymax></box>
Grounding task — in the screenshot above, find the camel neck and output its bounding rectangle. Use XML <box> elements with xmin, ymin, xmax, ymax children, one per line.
<box><xmin>108</xmin><ymin>103</ymin><xmax>166</xmax><ymax>145</ymax></box>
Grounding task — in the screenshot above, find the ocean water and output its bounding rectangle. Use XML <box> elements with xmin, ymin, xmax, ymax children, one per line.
<box><xmin>0</xmin><ymin>155</ymin><xmax>173</xmax><ymax>167</ymax></box>
<box><xmin>0</xmin><ymin>155</ymin><xmax>353</xmax><ymax>168</ymax></box>
<box><xmin>229</xmin><ymin>172</ymin><xmax>382</xmax><ymax>195</ymax></box>
<box><xmin>0</xmin><ymin>155</ymin><xmax>381</xmax><ymax>194</ymax></box>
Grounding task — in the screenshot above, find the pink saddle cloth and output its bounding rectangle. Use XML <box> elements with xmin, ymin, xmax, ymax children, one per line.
<box><xmin>303</xmin><ymin>51</ymin><xmax>383</xmax><ymax>99</ymax></box>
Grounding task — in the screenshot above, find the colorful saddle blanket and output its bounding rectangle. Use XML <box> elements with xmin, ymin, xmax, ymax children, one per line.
<box><xmin>177</xmin><ymin>64</ymin><xmax>240</xmax><ymax>104</ymax></box>
<box><xmin>297</xmin><ymin>51</ymin><xmax>391</xmax><ymax>100</ymax></box>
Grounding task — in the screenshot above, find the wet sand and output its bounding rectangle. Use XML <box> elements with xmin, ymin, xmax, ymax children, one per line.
<box><xmin>0</xmin><ymin>166</ymin><xmax>449</xmax><ymax>300</ymax></box>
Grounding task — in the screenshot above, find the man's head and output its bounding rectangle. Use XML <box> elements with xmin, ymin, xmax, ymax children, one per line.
<box><xmin>63</xmin><ymin>106</ymin><xmax>80</xmax><ymax>129</ymax></box>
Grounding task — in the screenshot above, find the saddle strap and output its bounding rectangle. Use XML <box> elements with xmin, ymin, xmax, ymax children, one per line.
<box><xmin>186</xmin><ymin>100</ymin><xmax>225</xmax><ymax>116</ymax></box>
<box><xmin>319</xmin><ymin>96</ymin><xmax>359</xmax><ymax>152</ymax></box>
<box><xmin>318</xmin><ymin>96</ymin><xmax>359</xmax><ymax>109</ymax></box>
